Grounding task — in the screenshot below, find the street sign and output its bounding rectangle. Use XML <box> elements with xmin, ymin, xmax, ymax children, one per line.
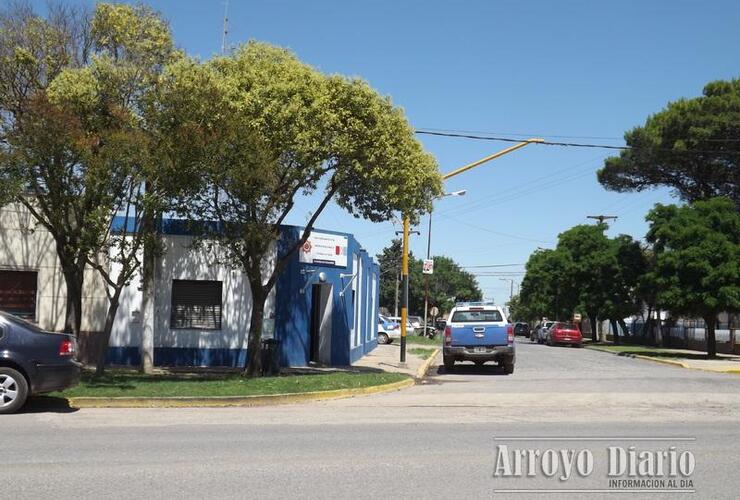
<box><xmin>423</xmin><ymin>259</ymin><xmax>434</xmax><ymax>274</ymax></box>
<box><xmin>573</xmin><ymin>313</ymin><xmax>582</xmax><ymax>321</ymax></box>
<box><xmin>430</xmin><ymin>306</ymin><xmax>439</xmax><ymax>317</ymax></box>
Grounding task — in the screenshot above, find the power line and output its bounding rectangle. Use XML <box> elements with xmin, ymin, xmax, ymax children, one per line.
<box><xmin>415</xmin><ymin>130</ymin><xmax>740</xmax><ymax>154</ymax></box>
<box><xmin>417</xmin><ymin>127</ymin><xmax>740</xmax><ymax>143</ymax></box>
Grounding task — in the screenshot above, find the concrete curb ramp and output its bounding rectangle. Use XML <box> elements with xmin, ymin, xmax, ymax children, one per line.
<box><xmin>586</xmin><ymin>345</ymin><xmax>740</xmax><ymax>375</ymax></box>
<box><xmin>415</xmin><ymin>348</ymin><xmax>441</xmax><ymax>380</ymax></box>
<box><xmin>68</xmin><ymin>377</ymin><xmax>415</xmax><ymax>409</ymax></box>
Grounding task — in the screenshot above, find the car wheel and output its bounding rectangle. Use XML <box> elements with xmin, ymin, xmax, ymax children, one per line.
<box><xmin>530</xmin><ymin>333</ymin><xmax>536</xmax><ymax>343</ymax></box>
<box><xmin>546</xmin><ymin>335</ymin><xmax>553</xmax><ymax>346</ymax></box>
<box><xmin>0</xmin><ymin>367</ymin><xmax>29</xmax><ymax>415</ymax></box>
<box><xmin>502</xmin><ymin>359</ymin><xmax>514</xmax><ymax>374</ymax></box>
<box><xmin>378</xmin><ymin>333</ymin><xmax>389</xmax><ymax>344</ymax></box>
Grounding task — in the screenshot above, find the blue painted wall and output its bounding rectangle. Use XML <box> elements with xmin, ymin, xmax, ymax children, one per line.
<box><xmin>275</xmin><ymin>225</ymin><xmax>379</xmax><ymax>367</ymax></box>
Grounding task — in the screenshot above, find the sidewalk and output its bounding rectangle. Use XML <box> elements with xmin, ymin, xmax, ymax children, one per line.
<box><xmin>586</xmin><ymin>344</ymin><xmax>740</xmax><ymax>374</ymax></box>
<box><xmin>353</xmin><ymin>343</ymin><xmax>439</xmax><ymax>379</ymax></box>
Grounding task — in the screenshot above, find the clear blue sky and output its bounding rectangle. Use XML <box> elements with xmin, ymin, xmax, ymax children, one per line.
<box><xmin>45</xmin><ymin>0</ymin><xmax>740</xmax><ymax>303</ymax></box>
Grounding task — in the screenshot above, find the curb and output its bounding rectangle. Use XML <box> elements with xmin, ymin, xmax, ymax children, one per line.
<box><xmin>415</xmin><ymin>348</ymin><xmax>440</xmax><ymax>380</ymax></box>
<box><xmin>586</xmin><ymin>345</ymin><xmax>740</xmax><ymax>375</ymax></box>
<box><xmin>67</xmin><ymin>377</ymin><xmax>415</xmax><ymax>409</ymax></box>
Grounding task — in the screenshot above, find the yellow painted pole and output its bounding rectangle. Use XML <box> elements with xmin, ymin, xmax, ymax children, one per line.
<box><xmin>398</xmin><ymin>138</ymin><xmax>542</xmax><ymax>363</ymax></box>
<box><xmin>400</xmin><ymin>216</ymin><xmax>410</xmax><ymax>363</ymax></box>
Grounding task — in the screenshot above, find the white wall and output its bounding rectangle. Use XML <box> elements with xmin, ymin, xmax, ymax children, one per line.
<box><xmin>125</xmin><ymin>234</ymin><xmax>277</xmax><ymax>351</ymax></box>
<box><xmin>0</xmin><ymin>203</ymin><xmax>107</xmax><ymax>332</ymax></box>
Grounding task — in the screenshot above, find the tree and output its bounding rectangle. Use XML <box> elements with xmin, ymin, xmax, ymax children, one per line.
<box><xmin>179</xmin><ymin>43</ymin><xmax>441</xmax><ymax>377</ymax></box>
<box><xmin>0</xmin><ymin>1</ymin><xmax>178</xmax><ymax>351</ymax></box>
<box><xmin>420</xmin><ymin>255</ymin><xmax>481</xmax><ymax>315</ymax></box>
<box><xmin>0</xmin><ymin>1</ymin><xmax>93</xmax><ymax>335</ymax></box>
<box><xmin>519</xmin><ymin>248</ymin><xmax>577</xmax><ymax>323</ymax></box>
<box><xmin>597</xmin><ymin>79</ymin><xmax>740</xmax><ymax>206</ymax></box>
<box><xmin>376</xmin><ymin>241</ymin><xmax>481</xmax><ymax>316</ymax></box>
<box><xmin>646</xmin><ymin>197</ymin><xmax>740</xmax><ymax>357</ymax></box>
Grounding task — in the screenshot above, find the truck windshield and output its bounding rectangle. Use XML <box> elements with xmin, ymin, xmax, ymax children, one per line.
<box><xmin>451</xmin><ymin>310</ymin><xmax>503</xmax><ymax>322</ymax></box>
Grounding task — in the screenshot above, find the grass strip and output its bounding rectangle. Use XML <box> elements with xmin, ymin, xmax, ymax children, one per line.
<box><xmin>51</xmin><ymin>371</ymin><xmax>409</xmax><ymax>398</ymax></box>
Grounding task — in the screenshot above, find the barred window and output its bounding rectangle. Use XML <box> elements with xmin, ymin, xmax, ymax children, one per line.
<box><xmin>170</xmin><ymin>280</ymin><xmax>222</xmax><ymax>330</ymax></box>
<box><xmin>0</xmin><ymin>270</ymin><xmax>37</xmax><ymax>321</ymax></box>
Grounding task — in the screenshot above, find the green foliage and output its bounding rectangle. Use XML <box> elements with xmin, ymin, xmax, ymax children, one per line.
<box><xmin>646</xmin><ymin>197</ymin><xmax>740</xmax><ymax>320</ymax></box>
<box><xmin>0</xmin><ymin>2</ymin><xmax>177</xmax><ymax>338</ymax></box>
<box><xmin>376</xmin><ymin>239</ymin><xmax>482</xmax><ymax>315</ymax></box>
<box><xmin>518</xmin><ymin>225</ymin><xmax>645</xmax><ymax>326</ymax></box>
<box><xmin>598</xmin><ymin>79</ymin><xmax>740</xmax><ymax>205</ymax></box>
<box><xmin>168</xmin><ymin>42</ymin><xmax>441</xmax><ymax>375</ymax></box>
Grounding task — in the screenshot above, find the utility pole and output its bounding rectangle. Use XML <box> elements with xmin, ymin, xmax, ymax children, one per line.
<box><xmin>221</xmin><ymin>1</ymin><xmax>230</xmax><ymax>55</ymax></box>
<box><xmin>423</xmin><ymin>190</ymin><xmax>466</xmax><ymax>336</ymax></box>
<box><xmin>586</xmin><ymin>215</ymin><xmax>618</xmax><ymax>225</ymax></box>
<box><xmin>398</xmin><ymin>138</ymin><xmax>544</xmax><ymax>363</ymax></box>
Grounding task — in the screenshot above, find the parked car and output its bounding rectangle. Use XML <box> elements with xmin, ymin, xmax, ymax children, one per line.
<box><xmin>531</xmin><ymin>321</ymin><xmax>555</xmax><ymax>344</ymax></box>
<box><xmin>442</xmin><ymin>302</ymin><xmax>515</xmax><ymax>373</ymax></box>
<box><xmin>0</xmin><ymin>311</ymin><xmax>81</xmax><ymax>414</ymax></box>
<box><xmin>513</xmin><ymin>322</ymin><xmax>531</xmax><ymax>337</ymax></box>
<box><xmin>387</xmin><ymin>316</ymin><xmax>414</xmax><ymax>331</ymax></box>
<box><xmin>408</xmin><ymin>316</ymin><xmax>423</xmax><ymax>330</ymax></box>
<box><xmin>377</xmin><ymin>315</ymin><xmax>400</xmax><ymax>344</ymax></box>
<box><xmin>546</xmin><ymin>322</ymin><xmax>583</xmax><ymax>347</ymax></box>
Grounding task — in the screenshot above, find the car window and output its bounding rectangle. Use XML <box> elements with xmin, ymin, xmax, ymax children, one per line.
<box><xmin>450</xmin><ymin>309</ymin><xmax>503</xmax><ymax>323</ymax></box>
<box><xmin>559</xmin><ymin>322</ymin><xmax>578</xmax><ymax>330</ymax></box>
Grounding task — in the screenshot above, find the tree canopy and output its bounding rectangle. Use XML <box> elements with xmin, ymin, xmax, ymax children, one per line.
<box><xmin>646</xmin><ymin>197</ymin><xmax>740</xmax><ymax>356</ymax></box>
<box><xmin>376</xmin><ymin>239</ymin><xmax>481</xmax><ymax>316</ymax></box>
<box><xmin>597</xmin><ymin>79</ymin><xmax>740</xmax><ymax>206</ymax></box>
<box><xmin>173</xmin><ymin>42</ymin><xmax>442</xmax><ymax>375</ymax></box>
<box><xmin>518</xmin><ymin>224</ymin><xmax>645</xmax><ymax>341</ymax></box>
<box><xmin>0</xmin><ymin>2</ymin><xmax>178</xmax><ymax>337</ymax></box>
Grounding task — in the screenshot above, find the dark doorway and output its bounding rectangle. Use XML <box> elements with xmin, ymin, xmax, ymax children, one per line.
<box><xmin>308</xmin><ymin>283</ymin><xmax>332</xmax><ymax>365</ymax></box>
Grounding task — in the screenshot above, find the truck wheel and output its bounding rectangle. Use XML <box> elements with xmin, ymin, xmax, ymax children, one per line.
<box><xmin>502</xmin><ymin>360</ymin><xmax>514</xmax><ymax>375</ymax></box>
<box><xmin>0</xmin><ymin>367</ymin><xmax>29</xmax><ymax>415</ymax></box>
<box><xmin>443</xmin><ymin>356</ymin><xmax>455</xmax><ymax>372</ymax></box>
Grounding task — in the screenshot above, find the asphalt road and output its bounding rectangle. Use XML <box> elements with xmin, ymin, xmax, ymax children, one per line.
<box><xmin>6</xmin><ymin>338</ymin><xmax>740</xmax><ymax>500</ymax></box>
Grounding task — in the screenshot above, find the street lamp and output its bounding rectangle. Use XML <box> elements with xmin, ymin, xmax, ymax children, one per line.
<box><xmin>398</xmin><ymin>138</ymin><xmax>544</xmax><ymax>363</ymax></box>
<box><xmin>422</xmin><ymin>190</ymin><xmax>467</xmax><ymax>336</ymax></box>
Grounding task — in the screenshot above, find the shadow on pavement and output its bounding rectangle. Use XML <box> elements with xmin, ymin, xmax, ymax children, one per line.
<box><xmin>434</xmin><ymin>363</ymin><xmax>508</xmax><ymax>377</ymax></box>
<box><xmin>21</xmin><ymin>396</ymin><xmax>79</xmax><ymax>414</ymax></box>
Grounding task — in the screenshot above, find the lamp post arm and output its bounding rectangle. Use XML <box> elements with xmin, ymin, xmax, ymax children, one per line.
<box><xmin>442</xmin><ymin>138</ymin><xmax>543</xmax><ymax>181</ymax></box>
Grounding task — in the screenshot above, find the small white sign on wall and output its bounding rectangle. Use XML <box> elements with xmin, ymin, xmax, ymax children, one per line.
<box><xmin>299</xmin><ymin>231</ymin><xmax>348</xmax><ymax>267</ymax></box>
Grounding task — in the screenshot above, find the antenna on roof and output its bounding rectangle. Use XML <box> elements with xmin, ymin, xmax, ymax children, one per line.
<box><xmin>221</xmin><ymin>0</ymin><xmax>229</xmax><ymax>55</ymax></box>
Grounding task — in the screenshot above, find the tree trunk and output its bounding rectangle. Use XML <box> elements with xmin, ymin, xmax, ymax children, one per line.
<box><xmin>140</xmin><ymin>246</ymin><xmax>156</xmax><ymax>374</ymax></box>
<box><xmin>705</xmin><ymin>315</ymin><xmax>717</xmax><ymax>358</ymax></box>
<box><xmin>95</xmin><ymin>290</ymin><xmax>122</xmax><ymax>376</ymax></box>
<box><xmin>61</xmin><ymin>264</ymin><xmax>84</xmax><ymax>335</ymax></box>
<box><xmin>618</xmin><ymin>318</ymin><xmax>630</xmax><ymax>340</ymax></box>
<box><xmin>610</xmin><ymin>319</ymin><xmax>619</xmax><ymax>345</ymax></box>
<box><xmin>244</xmin><ymin>286</ymin><xmax>267</xmax><ymax>377</ymax></box>
<box><xmin>589</xmin><ymin>315</ymin><xmax>598</xmax><ymax>343</ymax></box>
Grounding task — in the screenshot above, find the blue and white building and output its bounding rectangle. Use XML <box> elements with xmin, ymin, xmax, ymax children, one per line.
<box><xmin>0</xmin><ymin>204</ymin><xmax>380</xmax><ymax>368</ymax></box>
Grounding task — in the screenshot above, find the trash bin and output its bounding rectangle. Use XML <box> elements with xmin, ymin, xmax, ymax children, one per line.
<box><xmin>260</xmin><ymin>338</ymin><xmax>281</xmax><ymax>376</ymax></box>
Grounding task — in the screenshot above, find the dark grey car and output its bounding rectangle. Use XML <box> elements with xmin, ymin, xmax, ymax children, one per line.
<box><xmin>0</xmin><ymin>311</ymin><xmax>81</xmax><ymax>414</ymax></box>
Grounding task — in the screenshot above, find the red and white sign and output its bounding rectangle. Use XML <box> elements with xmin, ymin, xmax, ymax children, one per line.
<box><xmin>299</xmin><ymin>231</ymin><xmax>348</xmax><ymax>267</ymax></box>
<box><xmin>423</xmin><ymin>259</ymin><xmax>434</xmax><ymax>274</ymax></box>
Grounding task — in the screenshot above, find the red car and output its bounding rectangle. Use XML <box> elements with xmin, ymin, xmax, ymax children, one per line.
<box><xmin>546</xmin><ymin>322</ymin><xmax>582</xmax><ymax>347</ymax></box>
